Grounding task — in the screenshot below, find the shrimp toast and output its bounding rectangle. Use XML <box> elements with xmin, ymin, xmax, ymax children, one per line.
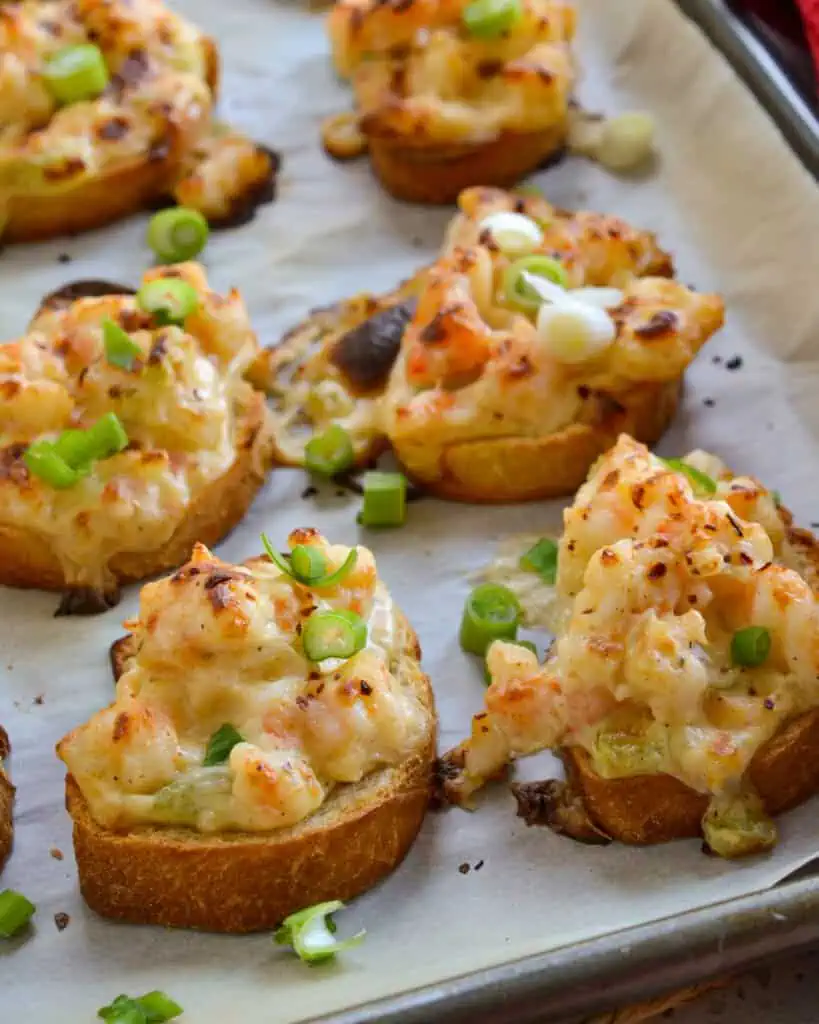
<box><xmin>440</xmin><ymin>436</ymin><xmax>819</xmax><ymax>857</ymax></box>
<box><xmin>59</xmin><ymin>534</ymin><xmax>436</xmax><ymax>931</ymax></box>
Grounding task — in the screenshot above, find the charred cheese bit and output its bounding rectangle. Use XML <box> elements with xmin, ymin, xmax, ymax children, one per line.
<box><xmin>57</xmin><ymin>535</ymin><xmax>427</xmax><ymax>833</ymax></box>
<box><xmin>327</xmin><ymin>0</ymin><xmax>575</xmax><ymax>147</ymax></box>
<box><xmin>444</xmin><ymin>436</ymin><xmax>819</xmax><ymax>830</ymax></box>
<box><xmin>0</xmin><ymin>263</ymin><xmax>270</xmax><ymax>592</ymax></box>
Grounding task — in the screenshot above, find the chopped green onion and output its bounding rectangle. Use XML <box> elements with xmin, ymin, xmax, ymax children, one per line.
<box><xmin>147</xmin><ymin>207</ymin><xmax>209</xmax><ymax>264</ymax></box>
<box><xmin>203</xmin><ymin>723</ymin><xmax>244</xmax><ymax>767</ymax></box>
<box><xmin>98</xmin><ymin>991</ymin><xmax>183</xmax><ymax>1023</ymax></box>
<box><xmin>731</xmin><ymin>627</ymin><xmax>771</xmax><ymax>668</ymax></box>
<box><xmin>460</xmin><ymin>583</ymin><xmax>521</xmax><ymax>656</ymax></box>
<box><xmin>43</xmin><ymin>44</ymin><xmax>109</xmax><ymax>105</ymax></box>
<box><xmin>663</xmin><ymin>458</ymin><xmax>717</xmax><ymax>496</ymax></box>
<box><xmin>484</xmin><ymin>639</ymin><xmax>537</xmax><ymax>683</ymax></box>
<box><xmin>504</xmin><ymin>255</ymin><xmax>569</xmax><ymax>314</ymax></box>
<box><xmin>519</xmin><ymin>538</ymin><xmax>559</xmax><ymax>584</ymax></box>
<box><xmin>290</xmin><ymin>545</ymin><xmax>329</xmax><ymax>582</ymax></box>
<box><xmin>87</xmin><ymin>411</ymin><xmax>129</xmax><ymax>459</ymax></box>
<box><xmin>53</xmin><ymin>428</ymin><xmax>97</xmax><ymax>470</ymax></box>
<box><xmin>23</xmin><ymin>440</ymin><xmax>80</xmax><ymax>489</ymax></box>
<box><xmin>462</xmin><ymin>0</ymin><xmax>522</xmax><ymax>39</ymax></box>
<box><xmin>260</xmin><ymin>535</ymin><xmax>358</xmax><ymax>589</ymax></box>
<box><xmin>304</xmin><ymin>424</ymin><xmax>355</xmax><ymax>477</ymax></box>
<box><xmin>275</xmin><ymin>900</ymin><xmax>365</xmax><ymax>964</ymax></box>
<box><xmin>772</xmin><ymin>490</ymin><xmax>782</xmax><ymax>507</ymax></box>
<box><xmin>0</xmin><ymin>890</ymin><xmax>35</xmax><ymax>938</ymax></box>
<box><xmin>136</xmin><ymin>278</ymin><xmax>199</xmax><ymax>326</ymax></box>
<box><xmin>359</xmin><ymin>471</ymin><xmax>407</xmax><ymax>528</ymax></box>
<box><xmin>302</xmin><ymin>609</ymin><xmax>367</xmax><ymax>662</ymax></box>
<box><xmin>103</xmin><ymin>318</ymin><xmax>142</xmax><ymax>371</ymax></box>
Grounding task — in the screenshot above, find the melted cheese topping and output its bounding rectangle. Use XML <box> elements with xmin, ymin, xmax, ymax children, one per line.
<box><xmin>328</xmin><ymin>0</ymin><xmax>576</xmax><ymax>145</ymax></box>
<box><xmin>0</xmin><ymin>262</ymin><xmax>267</xmax><ymax>590</ymax></box>
<box><xmin>381</xmin><ymin>189</ymin><xmax>724</xmax><ymax>482</ymax></box>
<box><xmin>57</xmin><ymin>534</ymin><xmax>428</xmax><ymax>832</ymax></box>
<box><xmin>450</xmin><ymin>436</ymin><xmax>819</xmax><ymax>832</ymax></box>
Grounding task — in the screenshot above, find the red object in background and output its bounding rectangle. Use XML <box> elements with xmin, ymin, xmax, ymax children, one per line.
<box><xmin>737</xmin><ymin>0</ymin><xmax>819</xmax><ymax>81</ymax></box>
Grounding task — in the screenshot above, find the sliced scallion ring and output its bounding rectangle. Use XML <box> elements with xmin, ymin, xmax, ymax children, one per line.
<box><xmin>290</xmin><ymin>544</ymin><xmax>329</xmax><ymax>582</ymax></box>
<box><xmin>663</xmin><ymin>458</ymin><xmax>717</xmax><ymax>496</ymax></box>
<box><xmin>103</xmin><ymin>318</ymin><xmax>142</xmax><ymax>371</ymax></box>
<box><xmin>23</xmin><ymin>441</ymin><xmax>80</xmax><ymax>489</ymax></box>
<box><xmin>359</xmin><ymin>471</ymin><xmax>407</xmax><ymax>528</ymax></box>
<box><xmin>136</xmin><ymin>278</ymin><xmax>199</xmax><ymax>326</ymax></box>
<box><xmin>260</xmin><ymin>534</ymin><xmax>358</xmax><ymax>589</ymax></box>
<box><xmin>462</xmin><ymin>0</ymin><xmax>522</xmax><ymax>39</ymax></box>
<box><xmin>304</xmin><ymin>424</ymin><xmax>355</xmax><ymax>477</ymax></box>
<box><xmin>98</xmin><ymin>990</ymin><xmax>183</xmax><ymax>1022</ymax></box>
<box><xmin>460</xmin><ymin>583</ymin><xmax>521</xmax><ymax>656</ymax></box>
<box><xmin>519</xmin><ymin>537</ymin><xmax>559</xmax><ymax>584</ymax></box>
<box><xmin>477</xmin><ymin>211</ymin><xmax>543</xmax><ymax>256</ymax></box>
<box><xmin>203</xmin><ymin>723</ymin><xmax>244</xmax><ymax>767</ymax></box>
<box><xmin>43</xmin><ymin>44</ymin><xmax>109</xmax><ymax>105</ymax></box>
<box><xmin>87</xmin><ymin>411</ymin><xmax>129</xmax><ymax>459</ymax></box>
<box><xmin>302</xmin><ymin>609</ymin><xmax>367</xmax><ymax>662</ymax></box>
<box><xmin>731</xmin><ymin>627</ymin><xmax>771</xmax><ymax>668</ymax></box>
<box><xmin>274</xmin><ymin>900</ymin><xmax>366</xmax><ymax>964</ymax></box>
<box><xmin>0</xmin><ymin>889</ymin><xmax>35</xmax><ymax>939</ymax></box>
<box><xmin>147</xmin><ymin>207</ymin><xmax>209</xmax><ymax>264</ymax></box>
<box><xmin>504</xmin><ymin>255</ymin><xmax>569</xmax><ymax>314</ymax></box>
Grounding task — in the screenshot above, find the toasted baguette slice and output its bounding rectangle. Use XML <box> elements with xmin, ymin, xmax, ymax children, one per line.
<box><xmin>367</xmin><ymin>125</ymin><xmax>566</xmax><ymax>206</ymax></box>
<box><xmin>530</xmin><ymin>521</ymin><xmax>819</xmax><ymax>852</ymax></box>
<box><xmin>0</xmin><ymin>390</ymin><xmax>272</xmax><ymax>611</ymax></box>
<box><xmin>0</xmin><ymin>727</ymin><xmax>13</xmax><ymax>871</ymax></box>
<box><xmin>399</xmin><ymin>380</ymin><xmax>681</xmax><ymax>504</ymax></box>
<box><xmin>67</xmin><ymin>611</ymin><xmax>435</xmax><ymax>933</ymax></box>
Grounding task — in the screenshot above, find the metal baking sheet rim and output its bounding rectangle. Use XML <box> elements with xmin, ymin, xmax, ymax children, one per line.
<box><xmin>675</xmin><ymin>0</ymin><xmax>819</xmax><ymax>179</ymax></box>
<box><xmin>315</xmin><ymin>8</ymin><xmax>819</xmax><ymax>1021</ymax></box>
<box><xmin>312</xmin><ymin>871</ymin><xmax>819</xmax><ymax>1024</ymax></box>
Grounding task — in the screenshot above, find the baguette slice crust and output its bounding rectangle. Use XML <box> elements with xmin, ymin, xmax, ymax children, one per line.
<box><xmin>396</xmin><ymin>379</ymin><xmax>681</xmax><ymax>504</ymax></box>
<box><xmin>367</xmin><ymin>126</ymin><xmax>566</xmax><ymax>206</ymax></box>
<box><xmin>67</xmin><ymin>611</ymin><xmax>435</xmax><ymax>933</ymax></box>
<box><xmin>0</xmin><ymin>727</ymin><xmax>13</xmax><ymax>871</ymax></box>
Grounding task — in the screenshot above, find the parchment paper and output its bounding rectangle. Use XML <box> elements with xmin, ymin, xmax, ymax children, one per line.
<box><xmin>3</xmin><ymin>0</ymin><xmax>819</xmax><ymax>1020</ymax></box>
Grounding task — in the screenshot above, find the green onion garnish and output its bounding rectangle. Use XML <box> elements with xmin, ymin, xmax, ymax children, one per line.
<box><xmin>462</xmin><ymin>0</ymin><xmax>522</xmax><ymax>39</ymax></box>
<box><xmin>772</xmin><ymin>490</ymin><xmax>782</xmax><ymax>507</ymax></box>
<box><xmin>484</xmin><ymin>638</ymin><xmax>537</xmax><ymax>684</ymax></box>
<box><xmin>303</xmin><ymin>424</ymin><xmax>355</xmax><ymax>477</ymax></box>
<box><xmin>731</xmin><ymin>626</ymin><xmax>771</xmax><ymax>668</ymax></box>
<box><xmin>663</xmin><ymin>458</ymin><xmax>717</xmax><ymax>496</ymax></box>
<box><xmin>460</xmin><ymin>583</ymin><xmax>521</xmax><ymax>656</ymax></box>
<box><xmin>53</xmin><ymin>428</ymin><xmax>97</xmax><ymax>471</ymax></box>
<box><xmin>275</xmin><ymin>900</ymin><xmax>365</xmax><ymax>964</ymax></box>
<box><xmin>359</xmin><ymin>471</ymin><xmax>407</xmax><ymax>528</ymax></box>
<box><xmin>23</xmin><ymin>441</ymin><xmax>80</xmax><ymax>489</ymax></box>
<box><xmin>203</xmin><ymin>724</ymin><xmax>244</xmax><ymax>767</ymax></box>
<box><xmin>519</xmin><ymin>538</ymin><xmax>559</xmax><ymax>584</ymax></box>
<box><xmin>503</xmin><ymin>255</ymin><xmax>568</xmax><ymax>314</ymax></box>
<box><xmin>103</xmin><ymin>318</ymin><xmax>142</xmax><ymax>371</ymax></box>
<box><xmin>147</xmin><ymin>207</ymin><xmax>209</xmax><ymax>264</ymax></box>
<box><xmin>87</xmin><ymin>411</ymin><xmax>129</xmax><ymax>459</ymax></box>
<box><xmin>302</xmin><ymin>609</ymin><xmax>367</xmax><ymax>662</ymax></box>
<box><xmin>260</xmin><ymin>535</ymin><xmax>358</xmax><ymax>589</ymax></box>
<box><xmin>136</xmin><ymin>278</ymin><xmax>199</xmax><ymax>326</ymax></box>
<box><xmin>43</xmin><ymin>44</ymin><xmax>109</xmax><ymax>105</ymax></box>
<box><xmin>0</xmin><ymin>890</ymin><xmax>35</xmax><ymax>938</ymax></box>
<box><xmin>98</xmin><ymin>990</ymin><xmax>183</xmax><ymax>1022</ymax></box>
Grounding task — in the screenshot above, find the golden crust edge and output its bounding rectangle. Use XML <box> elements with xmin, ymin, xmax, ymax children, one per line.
<box><xmin>0</xmin><ymin>727</ymin><xmax>12</xmax><ymax>871</ymax></box>
<box><xmin>67</xmin><ymin>613</ymin><xmax>436</xmax><ymax>932</ymax></box>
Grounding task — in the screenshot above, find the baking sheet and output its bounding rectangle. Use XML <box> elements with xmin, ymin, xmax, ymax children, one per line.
<box><xmin>3</xmin><ymin>0</ymin><xmax>819</xmax><ymax>1020</ymax></box>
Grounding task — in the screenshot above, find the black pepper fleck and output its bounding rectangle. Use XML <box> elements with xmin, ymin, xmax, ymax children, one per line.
<box><xmin>458</xmin><ymin>862</ymin><xmax>471</xmax><ymax>875</ymax></box>
<box><xmin>725</xmin><ymin>355</ymin><xmax>743</xmax><ymax>371</ymax></box>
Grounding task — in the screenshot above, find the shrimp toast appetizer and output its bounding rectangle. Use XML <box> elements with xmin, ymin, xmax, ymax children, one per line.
<box><xmin>58</xmin><ymin>533</ymin><xmax>436</xmax><ymax>932</ymax></box>
<box><xmin>0</xmin><ymin>0</ymin><xmax>276</xmax><ymax>243</ymax></box>
<box><xmin>0</xmin><ymin>264</ymin><xmax>274</xmax><ymax>611</ymax></box>
<box><xmin>439</xmin><ymin>435</ymin><xmax>819</xmax><ymax>857</ymax></box>
<box><xmin>0</xmin><ymin>728</ymin><xmax>13</xmax><ymax>870</ymax></box>
<box><xmin>381</xmin><ymin>188</ymin><xmax>724</xmax><ymax>501</ymax></box>
<box><xmin>248</xmin><ymin>270</ymin><xmax>425</xmax><ymax>470</ymax></box>
<box><xmin>326</xmin><ymin>0</ymin><xmax>576</xmax><ymax>203</ymax></box>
